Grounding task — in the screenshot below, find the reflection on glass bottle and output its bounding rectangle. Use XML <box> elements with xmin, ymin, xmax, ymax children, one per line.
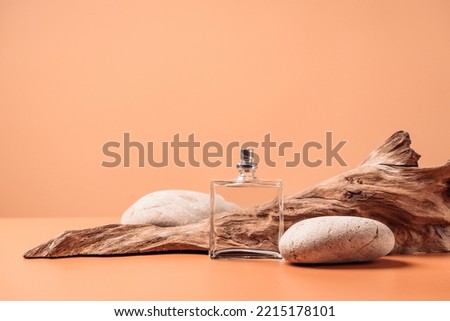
<box><xmin>209</xmin><ymin>148</ymin><xmax>284</xmax><ymax>259</ymax></box>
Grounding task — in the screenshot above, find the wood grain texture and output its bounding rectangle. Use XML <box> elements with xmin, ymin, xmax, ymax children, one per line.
<box><xmin>24</xmin><ymin>131</ymin><xmax>450</xmax><ymax>258</ymax></box>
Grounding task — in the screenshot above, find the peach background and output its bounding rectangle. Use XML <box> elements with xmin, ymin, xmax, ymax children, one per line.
<box><xmin>1</xmin><ymin>0</ymin><xmax>449</xmax><ymax>218</ymax></box>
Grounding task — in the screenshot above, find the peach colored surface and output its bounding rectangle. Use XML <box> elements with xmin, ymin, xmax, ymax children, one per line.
<box><xmin>1</xmin><ymin>1</ymin><xmax>449</xmax><ymax>219</ymax></box>
<box><xmin>2</xmin><ymin>217</ymin><xmax>450</xmax><ymax>300</ymax></box>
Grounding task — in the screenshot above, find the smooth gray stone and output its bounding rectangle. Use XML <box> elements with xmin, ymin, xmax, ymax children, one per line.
<box><xmin>279</xmin><ymin>216</ymin><xmax>395</xmax><ymax>264</ymax></box>
<box><xmin>121</xmin><ymin>190</ymin><xmax>237</xmax><ymax>227</ymax></box>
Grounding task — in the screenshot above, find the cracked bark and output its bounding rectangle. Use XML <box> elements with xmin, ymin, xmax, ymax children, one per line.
<box><xmin>24</xmin><ymin>131</ymin><xmax>450</xmax><ymax>258</ymax></box>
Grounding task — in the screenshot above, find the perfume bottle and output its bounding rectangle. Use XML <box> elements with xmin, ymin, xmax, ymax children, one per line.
<box><xmin>209</xmin><ymin>148</ymin><xmax>284</xmax><ymax>259</ymax></box>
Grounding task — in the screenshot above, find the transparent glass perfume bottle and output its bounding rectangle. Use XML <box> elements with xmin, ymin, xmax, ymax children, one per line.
<box><xmin>209</xmin><ymin>148</ymin><xmax>283</xmax><ymax>259</ymax></box>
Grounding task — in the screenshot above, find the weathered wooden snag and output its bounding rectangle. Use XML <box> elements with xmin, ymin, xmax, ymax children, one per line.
<box><xmin>24</xmin><ymin>131</ymin><xmax>450</xmax><ymax>258</ymax></box>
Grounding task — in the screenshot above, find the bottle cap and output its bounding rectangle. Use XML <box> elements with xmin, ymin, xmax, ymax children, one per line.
<box><xmin>237</xmin><ymin>148</ymin><xmax>257</xmax><ymax>170</ymax></box>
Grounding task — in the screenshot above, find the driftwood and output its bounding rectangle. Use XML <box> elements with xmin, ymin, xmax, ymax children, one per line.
<box><xmin>24</xmin><ymin>131</ymin><xmax>450</xmax><ymax>258</ymax></box>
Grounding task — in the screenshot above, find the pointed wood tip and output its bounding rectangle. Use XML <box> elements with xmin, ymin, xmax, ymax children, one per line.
<box><xmin>361</xmin><ymin>131</ymin><xmax>421</xmax><ymax>167</ymax></box>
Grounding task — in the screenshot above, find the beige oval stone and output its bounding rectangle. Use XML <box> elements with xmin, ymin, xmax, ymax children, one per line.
<box><xmin>121</xmin><ymin>190</ymin><xmax>238</xmax><ymax>227</ymax></box>
<box><xmin>279</xmin><ymin>216</ymin><xmax>395</xmax><ymax>264</ymax></box>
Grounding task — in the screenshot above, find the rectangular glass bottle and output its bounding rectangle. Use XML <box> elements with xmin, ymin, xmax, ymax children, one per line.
<box><xmin>209</xmin><ymin>149</ymin><xmax>284</xmax><ymax>259</ymax></box>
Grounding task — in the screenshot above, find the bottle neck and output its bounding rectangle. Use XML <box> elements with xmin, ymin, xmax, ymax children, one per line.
<box><xmin>236</xmin><ymin>168</ymin><xmax>257</xmax><ymax>183</ymax></box>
